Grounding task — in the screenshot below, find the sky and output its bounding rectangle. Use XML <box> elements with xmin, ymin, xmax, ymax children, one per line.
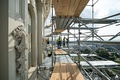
<box><xmin>45</xmin><ymin>0</ymin><xmax>120</xmax><ymax>41</ymax></box>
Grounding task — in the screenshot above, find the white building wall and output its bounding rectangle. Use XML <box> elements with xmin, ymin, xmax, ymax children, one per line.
<box><xmin>0</xmin><ymin>0</ymin><xmax>51</xmax><ymax>80</ymax></box>
<box><xmin>8</xmin><ymin>0</ymin><xmax>28</xmax><ymax>80</ymax></box>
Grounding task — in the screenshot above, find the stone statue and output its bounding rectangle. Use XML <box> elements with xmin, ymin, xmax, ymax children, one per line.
<box><xmin>11</xmin><ymin>25</ymin><xmax>27</xmax><ymax>52</ymax></box>
<box><xmin>11</xmin><ymin>25</ymin><xmax>27</xmax><ymax>79</ymax></box>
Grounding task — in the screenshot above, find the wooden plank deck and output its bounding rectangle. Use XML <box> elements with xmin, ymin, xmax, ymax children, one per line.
<box><xmin>55</xmin><ymin>49</ymin><xmax>67</xmax><ymax>55</ymax></box>
<box><xmin>50</xmin><ymin>62</ymin><xmax>84</xmax><ymax>80</ymax></box>
<box><xmin>52</xmin><ymin>0</ymin><xmax>89</xmax><ymax>17</ymax></box>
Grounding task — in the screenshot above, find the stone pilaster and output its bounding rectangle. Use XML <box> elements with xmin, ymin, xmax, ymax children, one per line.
<box><xmin>37</xmin><ymin>1</ymin><xmax>44</xmax><ymax>12</ymax></box>
<box><xmin>37</xmin><ymin>1</ymin><xmax>44</xmax><ymax>65</ymax></box>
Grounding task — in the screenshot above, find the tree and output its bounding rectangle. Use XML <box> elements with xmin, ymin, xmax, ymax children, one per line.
<box><xmin>96</xmin><ymin>47</ymin><xmax>110</xmax><ymax>59</ymax></box>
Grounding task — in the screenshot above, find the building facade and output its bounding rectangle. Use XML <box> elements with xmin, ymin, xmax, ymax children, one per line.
<box><xmin>0</xmin><ymin>0</ymin><xmax>51</xmax><ymax>80</ymax></box>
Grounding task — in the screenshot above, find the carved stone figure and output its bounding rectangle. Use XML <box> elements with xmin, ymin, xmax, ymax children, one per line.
<box><xmin>11</xmin><ymin>25</ymin><xmax>27</xmax><ymax>78</ymax></box>
<box><xmin>11</xmin><ymin>25</ymin><xmax>27</xmax><ymax>52</ymax></box>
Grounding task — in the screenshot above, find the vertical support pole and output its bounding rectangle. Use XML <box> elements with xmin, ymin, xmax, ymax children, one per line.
<box><xmin>72</xmin><ymin>21</ymin><xmax>76</xmax><ymax>46</ymax></box>
<box><xmin>51</xmin><ymin>3</ymin><xmax>54</xmax><ymax>70</ymax></box>
<box><xmin>92</xmin><ymin>0</ymin><xmax>94</xmax><ymax>49</ymax></box>
<box><xmin>92</xmin><ymin>0</ymin><xmax>94</xmax><ymax>50</ymax></box>
<box><xmin>92</xmin><ymin>0</ymin><xmax>94</xmax><ymax>19</ymax></box>
<box><xmin>78</xmin><ymin>21</ymin><xmax>81</xmax><ymax>69</ymax></box>
<box><xmin>67</xmin><ymin>29</ymin><xmax>69</xmax><ymax>54</ymax></box>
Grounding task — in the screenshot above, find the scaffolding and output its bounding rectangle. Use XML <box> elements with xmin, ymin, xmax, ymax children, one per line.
<box><xmin>38</xmin><ymin>0</ymin><xmax>120</xmax><ymax>80</ymax></box>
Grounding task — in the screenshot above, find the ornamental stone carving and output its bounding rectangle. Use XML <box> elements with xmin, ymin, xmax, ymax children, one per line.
<box><xmin>11</xmin><ymin>25</ymin><xmax>27</xmax><ymax>78</ymax></box>
<box><xmin>11</xmin><ymin>25</ymin><xmax>27</xmax><ymax>52</ymax></box>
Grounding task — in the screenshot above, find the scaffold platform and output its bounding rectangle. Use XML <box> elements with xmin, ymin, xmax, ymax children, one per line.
<box><xmin>50</xmin><ymin>62</ymin><xmax>84</xmax><ymax>80</ymax></box>
<box><xmin>50</xmin><ymin>49</ymin><xmax>85</xmax><ymax>80</ymax></box>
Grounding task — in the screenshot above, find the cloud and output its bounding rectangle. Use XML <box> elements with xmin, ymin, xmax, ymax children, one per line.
<box><xmin>80</xmin><ymin>0</ymin><xmax>120</xmax><ymax>19</ymax></box>
<box><xmin>80</xmin><ymin>6</ymin><xmax>92</xmax><ymax>18</ymax></box>
<box><xmin>94</xmin><ymin>0</ymin><xmax>120</xmax><ymax>18</ymax></box>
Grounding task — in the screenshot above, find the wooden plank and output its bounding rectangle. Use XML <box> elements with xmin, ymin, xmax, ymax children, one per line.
<box><xmin>53</xmin><ymin>0</ymin><xmax>89</xmax><ymax>17</ymax></box>
<box><xmin>59</xmin><ymin>49</ymin><xmax>67</xmax><ymax>54</ymax></box>
<box><xmin>50</xmin><ymin>63</ymin><xmax>85</xmax><ymax>80</ymax></box>
<box><xmin>66</xmin><ymin>63</ymin><xmax>71</xmax><ymax>79</ymax></box>
<box><xmin>55</xmin><ymin>49</ymin><xmax>67</xmax><ymax>55</ymax></box>
<box><xmin>55</xmin><ymin>29</ymin><xmax>65</xmax><ymax>33</ymax></box>
<box><xmin>61</xmin><ymin>0</ymin><xmax>70</xmax><ymax>17</ymax></box>
<box><xmin>71</xmin><ymin>64</ymin><xmax>85</xmax><ymax>80</ymax></box>
<box><xmin>69</xmin><ymin>0</ymin><xmax>81</xmax><ymax>17</ymax></box>
<box><xmin>55</xmin><ymin>49</ymin><xmax>61</xmax><ymax>55</ymax></box>
<box><xmin>68</xmin><ymin>0</ymin><xmax>78</xmax><ymax>16</ymax></box>
<box><xmin>74</xmin><ymin>0</ymin><xmax>89</xmax><ymax>17</ymax></box>
<box><xmin>69</xmin><ymin>63</ymin><xmax>84</xmax><ymax>80</ymax></box>
<box><xmin>52</xmin><ymin>0</ymin><xmax>62</xmax><ymax>16</ymax></box>
<box><xmin>50</xmin><ymin>63</ymin><xmax>60</xmax><ymax>80</ymax></box>
<box><xmin>67</xmin><ymin>63</ymin><xmax>75</xmax><ymax>80</ymax></box>
<box><xmin>55</xmin><ymin>50</ymin><xmax>60</xmax><ymax>55</ymax></box>
<box><xmin>60</xmin><ymin>63</ymin><xmax>67</xmax><ymax>79</ymax></box>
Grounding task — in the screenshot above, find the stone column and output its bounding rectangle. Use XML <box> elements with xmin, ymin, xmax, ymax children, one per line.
<box><xmin>36</xmin><ymin>1</ymin><xmax>51</xmax><ymax>80</ymax></box>
<box><xmin>37</xmin><ymin>1</ymin><xmax>44</xmax><ymax>65</ymax></box>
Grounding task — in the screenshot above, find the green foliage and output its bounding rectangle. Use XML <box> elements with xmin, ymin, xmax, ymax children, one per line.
<box><xmin>83</xmin><ymin>49</ymin><xmax>90</xmax><ymax>54</ymax></box>
<box><xmin>72</xmin><ymin>56</ymin><xmax>84</xmax><ymax>61</ymax></box>
<box><xmin>95</xmin><ymin>47</ymin><xmax>109</xmax><ymax>59</ymax></box>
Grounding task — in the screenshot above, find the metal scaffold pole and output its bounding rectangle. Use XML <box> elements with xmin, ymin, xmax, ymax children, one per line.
<box><xmin>67</xmin><ymin>29</ymin><xmax>70</xmax><ymax>54</ymax></box>
<box><xmin>51</xmin><ymin>3</ymin><xmax>54</xmax><ymax>70</ymax></box>
<box><xmin>78</xmin><ymin>21</ymin><xmax>81</xmax><ymax>69</ymax></box>
<box><xmin>92</xmin><ymin>0</ymin><xmax>94</xmax><ymax>50</ymax></box>
<box><xmin>91</xmin><ymin>0</ymin><xmax>99</xmax><ymax>50</ymax></box>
